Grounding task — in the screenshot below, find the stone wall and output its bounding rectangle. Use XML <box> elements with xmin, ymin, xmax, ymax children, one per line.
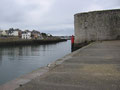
<box><xmin>74</xmin><ymin>9</ymin><xmax>120</xmax><ymax>44</ymax></box>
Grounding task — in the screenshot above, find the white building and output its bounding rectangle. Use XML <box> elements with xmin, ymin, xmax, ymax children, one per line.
<box><xmin>1</xmin><ymin>30</ymin><xmax>8</xmax><ymax>36</ymax></box>
<box><xmin>9</xmin><ymin>30</ymin><xmax>19</xmax><ymax>36</ymax></box>
<box><xmin>22</xmin><ymin>31</ymin><xmax>31</xmax><ymax>39</ymax></box>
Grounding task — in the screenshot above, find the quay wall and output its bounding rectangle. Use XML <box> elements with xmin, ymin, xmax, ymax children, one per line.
<box><xmin>0</xmin><ymin>39</ymin><xmax>67</xmax><ymax>46</ymax></box>
<box><xmin>74</xmin><ymin>9</ymin><xmax>120</xmax><ymax>44</ymax></box>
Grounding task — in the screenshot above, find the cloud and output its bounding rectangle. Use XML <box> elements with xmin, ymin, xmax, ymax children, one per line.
<box><xmin>0</xmin><ymin>0</ymin><xmax>55</xmax><ymax>23</ymax></box>
<box><xmin>0</xmin><ymin>0</ymin><xmax>120</xmax><ymax>35</ymax></box>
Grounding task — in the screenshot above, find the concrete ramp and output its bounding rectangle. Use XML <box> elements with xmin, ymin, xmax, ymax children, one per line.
<box><xmin>15</xmin><ymin>40</ymin><xmax>120</xmax><ymax>90</ymax></box>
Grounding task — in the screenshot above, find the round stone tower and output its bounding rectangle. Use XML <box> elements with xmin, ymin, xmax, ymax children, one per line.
<box><xmin>74</xmin><ymin>9</ymin><xmax>120</xmax><ymax>44</ymax></box>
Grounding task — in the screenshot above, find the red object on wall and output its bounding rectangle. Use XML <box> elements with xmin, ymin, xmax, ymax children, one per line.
<box><xmin>71</xmin><ymin>35</ymin><xmax>74</xmax><ymax>44</ymax></box>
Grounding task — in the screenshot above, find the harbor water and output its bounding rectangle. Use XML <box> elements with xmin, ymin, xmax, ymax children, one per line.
<box><xmin>0</xmin><ymin>40</ymin><xmax>71</xmax><ymax>85</ymax></box>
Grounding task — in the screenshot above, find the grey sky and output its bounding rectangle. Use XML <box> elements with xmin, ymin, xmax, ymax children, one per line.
<box><xmin>0</xmin><ymin>0</ymin><xmax>120</xmax><ymax>35</ymax></box>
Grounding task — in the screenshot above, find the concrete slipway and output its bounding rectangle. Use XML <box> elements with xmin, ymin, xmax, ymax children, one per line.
<box><xmin>0</xmin><ymin>40</ymin><xmax>120</xmax><ymax>90</ymax></box>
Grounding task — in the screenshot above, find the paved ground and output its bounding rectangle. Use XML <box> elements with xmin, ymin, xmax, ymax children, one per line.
<box><xmin>16</xmin><ymin>40</ymin><xmax>120</xmax><ymax>90</ymax></box>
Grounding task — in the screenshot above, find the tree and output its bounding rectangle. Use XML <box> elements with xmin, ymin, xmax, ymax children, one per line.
<box><xmin>41</xmin><ymin>33</ymin><xmax>47</xmax><ymax>37</ymax></box>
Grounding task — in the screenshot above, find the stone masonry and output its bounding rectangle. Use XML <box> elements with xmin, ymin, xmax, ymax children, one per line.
<box><xmin>74</xmin><ymin>9</ymin><xmax>120</xmax><ymax>44</ymax></box>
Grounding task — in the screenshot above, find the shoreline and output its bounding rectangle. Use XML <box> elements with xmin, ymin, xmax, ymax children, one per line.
<box><xmin>0</xmin><ymin>39</ymin><xmax>67</xmax><ymax>46</ymax></box>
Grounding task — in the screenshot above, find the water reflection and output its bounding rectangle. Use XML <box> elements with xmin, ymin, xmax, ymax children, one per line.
<box><xmin>0</xmin><ymin>41</ymin><xmax>71</xmax><ymax>85</ymax></box>
<box><xmin>0</xmin><ymin>44</ymin><xmax>57</xmax><ymax>61</ymax></box>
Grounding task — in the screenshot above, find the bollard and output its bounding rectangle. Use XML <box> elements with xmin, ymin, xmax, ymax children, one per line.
<box><xmin>71</xmin><ymin>35</ymin><xmax>74</xmax><ymax>52</ymax></box>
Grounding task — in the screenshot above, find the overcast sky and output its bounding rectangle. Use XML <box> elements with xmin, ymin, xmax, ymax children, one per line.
<box><xmin>0</xmin><ymin>0</ymin><xmax>120</xmax><ymax>35</ymax></box>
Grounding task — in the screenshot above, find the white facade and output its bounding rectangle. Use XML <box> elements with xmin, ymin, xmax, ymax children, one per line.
<box><xmin>9</xmin><ymin>31</ymin><xmax>19</xmax><ymax>36</ymax></box>
<box><xmin>22</xmin><ymin>32</ymin><xmax>31</xmax><ymax>39</ymax></box>
<box><xmin>1</xmin><ymin>30</ymin><xmax>7</xmax><ymax>36</ymax></box>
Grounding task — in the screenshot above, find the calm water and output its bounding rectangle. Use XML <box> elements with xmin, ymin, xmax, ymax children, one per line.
<box><xmin>0</xmin><ymin>40</ymin><xmax>71</xmax><ymax>85</ymax></box>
